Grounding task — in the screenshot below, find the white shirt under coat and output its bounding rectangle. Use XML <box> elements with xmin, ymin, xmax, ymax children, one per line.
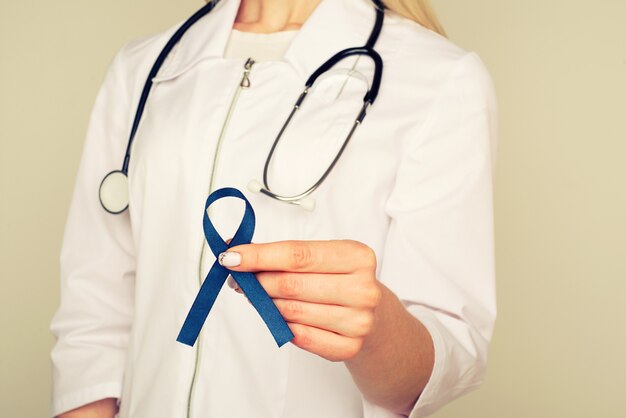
<box><xmin>50</xmin><ymin>0</ymin><xmax>498</xmax><ymax>416</ymax></box>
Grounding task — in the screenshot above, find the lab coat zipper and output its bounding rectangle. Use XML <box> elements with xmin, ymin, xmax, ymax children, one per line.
<box><xmin>186</xmin><ymin>57</ymin><xmax>256</xmax><ymax>418</ymax></box>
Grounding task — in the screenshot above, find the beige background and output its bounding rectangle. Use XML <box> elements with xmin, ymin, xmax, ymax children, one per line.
<box><xmin>1</xmin><ymin>0</ymin><xmax>625</xmax><ymax>417</ymax></box>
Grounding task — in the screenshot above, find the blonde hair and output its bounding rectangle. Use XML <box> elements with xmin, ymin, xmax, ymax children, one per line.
<box><xmin>380</xmin><ymin>0</ymin><xmax>446</xmax><ymax>36</ymax></box>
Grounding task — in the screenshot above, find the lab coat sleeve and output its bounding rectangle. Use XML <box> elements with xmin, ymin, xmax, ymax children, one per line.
<box><xmin>365</xmin><ymin>52</ymin><xmax>498</xmax><ymax>418</ymax></box>
<box><xmin>49</xmin><ymin>44</ymin><xmax>136</xmax><ymax>417</ymax></box>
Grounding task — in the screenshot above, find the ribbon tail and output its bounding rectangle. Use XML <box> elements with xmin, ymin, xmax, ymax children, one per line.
<box><xmin>177</xmin><ymin>263</ymin><xmax>229</xmax><ymax>347</ymax></box>
<box><xmin>233</xmin><ymin>271</ymin><xmax>295</xmax><ymax>347</ymax></box>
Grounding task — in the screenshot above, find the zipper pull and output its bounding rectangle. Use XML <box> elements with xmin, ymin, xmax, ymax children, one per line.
<box><xmin>240</xmin><ymin>57</ymin><xmax>255</xmax><ymax>88</ymax></box>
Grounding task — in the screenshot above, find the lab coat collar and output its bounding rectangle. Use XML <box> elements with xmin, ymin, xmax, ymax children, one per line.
<box><xmin>154</xmin><ymin>0</ymin><xmax>381</xmax><ymax>82</ymax></box>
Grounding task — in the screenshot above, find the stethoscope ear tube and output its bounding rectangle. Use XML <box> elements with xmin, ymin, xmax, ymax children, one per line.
<box><xmin>248</xmin><ymin>4</ymin><xmax>386</xmax><ymax>210</ymax></box>
<box><xmin>304</xmin><ymin>2</ymin><xmax>384</xmax><ymax>105</ymax></box>
<box><xmin>305</xmin><ymin>47</ymin><xmax>383</xmax><ymax>104</ymax></box>
<box><xmin>121</xmin><ymin>0</ymin><xmax>222</xmax><ymax>174</ymax></box>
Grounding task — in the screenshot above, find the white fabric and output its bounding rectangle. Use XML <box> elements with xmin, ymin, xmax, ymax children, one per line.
<box><xmin>50</xmin><ymin>0</ymin><xmax>498</xmax><ymax>417</ymax></box>
<box><xmin>223</xmin><ymin>28</ymin><xmax>299</xmax><ymax>62</ymax></box>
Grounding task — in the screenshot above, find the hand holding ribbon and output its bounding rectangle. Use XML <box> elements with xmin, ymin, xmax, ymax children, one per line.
<box><xmin>176</xmin><ymin>187</ymin><xmax>294</xmax><ymax>347</ymax></box>
<box><xmin>218</xmin><ymin>239</ymin><xmax>386</xmax><ymax>362</ymax></box>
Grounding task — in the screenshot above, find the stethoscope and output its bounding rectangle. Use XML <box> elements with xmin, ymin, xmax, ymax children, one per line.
<box><xmin>99</xmin><ymin>0</ymin><xmax>385</xmax><ymax>214</ymax></box>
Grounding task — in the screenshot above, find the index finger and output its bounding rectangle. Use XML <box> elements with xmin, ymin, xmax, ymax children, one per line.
<box><xmin>219</xmin><ymin>240</ymin><xmax>376</xmax><ymax>273</ymax></box>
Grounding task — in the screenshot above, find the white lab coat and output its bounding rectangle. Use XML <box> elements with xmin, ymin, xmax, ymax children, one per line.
<box><xmin>50</xmin><ymin>0</ymin><xmax>498</xmax><ymax>417</ymax></box>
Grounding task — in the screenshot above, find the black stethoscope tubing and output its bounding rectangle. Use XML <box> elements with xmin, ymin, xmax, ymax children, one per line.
<box><xmin>99</xmin><ymin>0</ymin><xmax>385</xmax><ymax>214</ymax></box>
<box><xmin>122</xmin><ymin>1</ymin><xmax>222</xmax><ymax>175</ymax></box>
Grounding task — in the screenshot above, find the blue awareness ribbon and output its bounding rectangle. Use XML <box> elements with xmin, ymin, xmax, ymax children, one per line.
<box><xmin>177</xmin><ymin>187</ymin><xmax>294</xmax><ymax>348</ymax></box>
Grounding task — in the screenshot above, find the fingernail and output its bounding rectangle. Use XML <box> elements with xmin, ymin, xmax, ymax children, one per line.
<box><xmin>227</xmin><ymin>276</ymin><xmax>240</xmax><ymax>291</ymax></box>
<box><xmin>218</xmin><ymin>251</ymin><xmax>241</xmax><ymax>267</ymax></box>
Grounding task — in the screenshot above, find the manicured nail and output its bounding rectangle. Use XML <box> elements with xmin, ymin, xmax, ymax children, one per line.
<box><xmin>218</xmin><ymin>251</ymin><xmax>241</xmax><ymax>267</ymax></box>
<box><xmin>227</xmin><ymin>276</ymin><xmax>240</xmax><ymax>291</ymax></box>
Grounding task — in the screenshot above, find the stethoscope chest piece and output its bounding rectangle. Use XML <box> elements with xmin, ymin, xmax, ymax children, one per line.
<box><xmin>99</xmin><ymin>170</ymin><xmax>130</xmax><ymax>214</ymax></box>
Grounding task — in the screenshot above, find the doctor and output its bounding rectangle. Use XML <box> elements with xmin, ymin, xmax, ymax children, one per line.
<box><xmin>51</xmin><ymin>0</ymin><xmax>497</xmax><ymax>417</ymax></box>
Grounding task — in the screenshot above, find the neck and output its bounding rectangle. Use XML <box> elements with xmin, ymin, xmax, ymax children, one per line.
<box><xmin>233</xmin><ymin>0</ymin><xmax>322</xmax><ymax>33</ymax></box>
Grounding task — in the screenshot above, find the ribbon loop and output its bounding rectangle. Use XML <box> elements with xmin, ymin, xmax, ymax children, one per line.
<box><xmin>177</xmin><ymin>187</ymin><xmax>294</xmax><ymax>348</ymax></box>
